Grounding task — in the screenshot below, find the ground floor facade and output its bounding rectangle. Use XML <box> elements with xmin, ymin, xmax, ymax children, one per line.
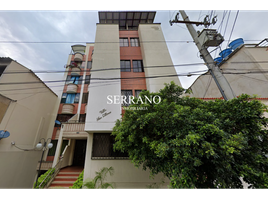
<box><xmin>46</xmin><ymin>122</ymin><xmax>169</xmax><ymax>189</ymax></box>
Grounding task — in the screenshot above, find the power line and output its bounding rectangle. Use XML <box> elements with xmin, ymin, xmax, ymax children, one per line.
<box><xmin>226</xmin><ymin>10</ymin><xmax>239</xmax><ymax>48</ymax></box>
<box><xmin>0</xmin><ymin>40</ymin><xmax>195</xmax><ymax>44</ymax></box>
<box><xmin>0</xmin><ymin>39</ymin><xmax>263</xmax><ymax>44</ymax></box>
<box><xmin>3</xmin><ymin>61</ymin><xmax>268</xmax><ymax>75</ymax></box>
<box><xmin>2</xmin><ymin>62</ymin><xmax>206</xmax><ymax>75</ymax></box>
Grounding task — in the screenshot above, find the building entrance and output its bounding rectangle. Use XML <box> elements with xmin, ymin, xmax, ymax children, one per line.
<box><xmin>72</xmin><ymin>139</ymin><xmax>87</xmax><ymax>166</ymax></box>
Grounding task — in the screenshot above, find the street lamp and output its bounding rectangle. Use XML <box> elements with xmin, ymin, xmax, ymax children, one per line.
<box><xmin>35</xmin><ymin>138</ymin><xmax>53</xmax><ymax>188</ymax></box>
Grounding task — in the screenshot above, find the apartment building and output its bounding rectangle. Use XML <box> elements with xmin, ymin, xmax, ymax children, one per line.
<box><xmin>48</xmin><ymin>11</ymin><xmax>181</xmax><ymax>188</ymax></box>
<box><xmin>0</xmin><ymin>57</ymin><xmax>58</xmax><ymax>188</ymax></box>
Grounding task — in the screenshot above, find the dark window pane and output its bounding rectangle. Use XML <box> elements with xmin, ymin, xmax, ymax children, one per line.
<box><xmin>135</xmin><ymin>90</ymin><xmax>142</xmax><ymax>97</ymax></box>
<box><xmin>92</xmin><ymin>133</ymin><xmax>128</xmax><ymax>158</ymax></box>
<box><xmin>82</xmin><ymin>92</ymin><xmax>88</xmax><ymax>104</ymax></box>
<box><xmin>74</xmin><ymin>93</ymin><xmax>80</xmax><ymax>103</ymax></box>
<box><xmin>119</xmin><ymin>38</ymin><xmax>129</xmax><ymax>47</ymax></box>
<box><xmin>133</xmin><ymin>60</ymin><xmax>144</xmax><ymax>72</ymax></box>
<box><xmin>120</xmin><ymin>60</ymin><xmax>131</xmax><ymax>72</ymax></box>
<box><xmin>85</xmin><ymin>75</ymin><xmax>91</xmax><ymax>84</ymax></box>
<box><xmin>130</xmin><ymin>38</ymin><xmax>139</xmax><ymax>47</ymax></box>
<box><xmin>61</xmin><ymin>93</ymin><xmax>67</xmax><ymax>103</ymax></box>
<box><xmin>121</xmin><ymin>90</ymin><xmax>133</xmax><ymax>106</ymax></box>
<box><xmin>87</xmin><ymin>61</ymin><xmax>92</xmax><ymax>69</ymax></box>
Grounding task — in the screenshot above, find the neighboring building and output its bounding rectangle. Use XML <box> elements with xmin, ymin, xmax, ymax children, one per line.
<box><xmin>48</xmin><ymin>11</ymin><xmax>182</xmax><ymax>188</ymax></box>
<box><xmin>188</xmin><ymin>38</ymin><xmax>268</xmax><ymax>189</ymax></box>
<box><xmin>189</xmin><ymin>38</ymin><xmax>268</xmax><ymax>99</ymax></box>
<box><xmin>0</xmin><ymin>57</ymin><xmax>58</xmax><ymax>188</ymax></box>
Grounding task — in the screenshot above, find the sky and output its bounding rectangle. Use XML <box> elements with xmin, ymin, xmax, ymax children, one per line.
<box><xmin>1</xmin><ymin>1</ymin><xmax>268</xmax><ymax>97</ymax></box>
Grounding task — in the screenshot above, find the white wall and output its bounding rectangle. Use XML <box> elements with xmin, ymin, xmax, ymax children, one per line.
<box><xmin>190</xmin><ymin>46</ymin><xmax>268</xmax><ymax>98</ymax></box>
<box><xmin>138</xmin><ymin>24</ymin><xmax>182</xmax><ymax>92</ymax></box>
<box><xmin>83</xmin><ymin>133</ymin><xmax>169</xmax><ymax>189</ymax></box>
<box><xmin>0</xmin><ymin>61</ymin><xmax>59</xmax><ymax>188</ymax></box>
<box><xmin>85</xmin><ymin>24</ymin><xmax>121</xmax><ymax>132</ymax></box>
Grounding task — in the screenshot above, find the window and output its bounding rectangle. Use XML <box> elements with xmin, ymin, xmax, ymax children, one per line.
<box><xmin>130</xmin><ymin>38</ymin><xmax>139</xmax><ymax>47</ymax></box>
<box><xmin>92</xmin><ymin>133</ymin><xmax>128</xmax><ymax>159</ymax></box>
<box><xmin>61</xmin><ymin>93</ymin><xmax>80</xmax><ymax>104</ymax></box>
<box><xmin>87</xmin><ymin>61</ymin><xmax>92</xmax><ymax>69</ymax></box>
<box><xmin>121</xmin><ymin>90</ymin><xmax>133</xmax><ymax>106</ymax></box>
<box><xmin>61</xmin><ymin>93</ymin><xmax>67</xmax><ymax>103</ymax></box>
<box><xmin>120</xmin><ymin>60</ymin><xmax>131</xmax><ymax>72</ymax></box>
<box><xmin>47</xmin><ymin>140</ymin><xmax>69</xmax><ymax>156</ymax></box>
<box><xmin>70</xmin><ymin>76</ymin><xmax>80</xmax><ymax>84</ymax></box>
<box><xmin>133</xmin><ymin>60</ymin><xmax>144</xmax><ymax>72</ymax></box>
<box><xmin>56</xmin><ymin>114</ymin><xmax>74</xmax><ymax>123</ymax></box>
<box><xmin>119</xmin><ymin>38</ymin><xmax>129</xmax><ymax>47</ymax></box>
<box><xmin>85</xmin><ymin>75</ymin><xmax>91</xmax><ymax>84</ymax></box>
<box><xmin>66</xmin><ymin>76</ymin><xmax>82</xmax><ymax>84</ymax></box>
<box><xmin>79</xmin><ymin>114</ymin><xmax>86</xmax><ymax>122</ymax></box>
<box><xmin>135</xmin><ymin>90</ymin><xmax>142</xmax><ymax>97</ymax></box>
<box><xmin>82</xmin><ymin>92</ymin><xmax>88</xmax><ymax>104</ymax></box>
<box><xmin>74</xmin><ymin>93</ymin><xmax>80</xmax><ymax>103</ymax></box>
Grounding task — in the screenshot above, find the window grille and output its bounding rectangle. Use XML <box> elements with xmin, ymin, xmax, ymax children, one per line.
<box><xmin>121</xmin><ymin>90</ymin><xmax>133</xmax><ymax>106</ymax></box>
<box><xmin>120</xmin><ymin>60</ymin><xmax>131</xmax><ymax>72</ymax></box>
<box><xmin>119</xmin><ymin>38</ymin><xmax>129</xmax><ymax>47</ymax></box>
<box><xmin>130</xmin><ymin>38</ymin><xmax>139</xmax><ymax>47</ymax></box>
<box><xmin>92</xmin><ymin>133</ymin><xmax>128</xmax><ymax>159</ymax></box>
<box><xmin>135</xmin><ymin>90</ymin><xmax>142</xmax><ymax>97</ymax></box>
<box><xmin>133</xmin><ymin>60</ymin><xmax>144</xmax><ymax>72</ymax></box>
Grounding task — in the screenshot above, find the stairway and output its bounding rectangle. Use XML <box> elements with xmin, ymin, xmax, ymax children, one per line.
<box><xmin>48</xmin><ymin>166</ymin><xmax>83</xmax><ymax>189</ymax></box>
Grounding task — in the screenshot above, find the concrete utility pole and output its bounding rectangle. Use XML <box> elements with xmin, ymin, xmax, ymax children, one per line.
<box><xmin>173</xmin><ymin>10</ymin><xmax>236</xmax><ymax>100</ymax></box>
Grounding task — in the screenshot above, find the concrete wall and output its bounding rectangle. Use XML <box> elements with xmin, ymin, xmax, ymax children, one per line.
<box><xmin>190</xmin><ymin>46</ymin><xmax>268</xmax><ymax>98</ymax></box>
<box><xmin>85</xmin><ymin>24</ymin><xmax>121</xmax><ymax>132</ymax></box>
<box><xmin>138</xmin><ymin>24</ymin><xmax>182</xmax><ymax>92</ymax></box>
<box><xmin>83</xmin><ymin>133</ymin><xmax>169</xmax><ymax>189</ymax></box>
<box><xmin>0</xmin><ymin>61</ymin><xmax>58</xmax><ymax>188</ymax></box>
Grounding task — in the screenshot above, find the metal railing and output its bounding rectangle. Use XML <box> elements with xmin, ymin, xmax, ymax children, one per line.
<box><xmin>37</xmin><ymin>156</ymin><xmax>64</xmax><ymax>189</ymax></box>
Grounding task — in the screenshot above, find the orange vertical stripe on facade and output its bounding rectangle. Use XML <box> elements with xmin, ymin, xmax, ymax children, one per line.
<box><xmin>119</xmin><ymin>30</ymin><xmax>147</xmax><ymax>115</ymax></box>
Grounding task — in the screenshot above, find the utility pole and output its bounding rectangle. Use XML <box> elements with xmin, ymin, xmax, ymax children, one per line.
<box><xmin>171</xmin><ymin>10</ymin><xmax>236</xmax><ymax>100</ymax></box>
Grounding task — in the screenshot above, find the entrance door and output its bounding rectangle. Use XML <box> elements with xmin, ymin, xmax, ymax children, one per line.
<box><xmin>72</xmin><ymin>139</ymin><xmax>87</xmax><ymax>166</ymax></box>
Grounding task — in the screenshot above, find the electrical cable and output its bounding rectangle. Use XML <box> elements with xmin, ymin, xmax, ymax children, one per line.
<box><xmin>0</xmin><ymin>39</ymin><xmax>262</xmax><ymax>45</ymax></box>
<box><xmin>226</xmin><ymin>10</ymin><xmax>239</xmax><ymax>48</ymax></box>
<box><xmin>0</xmin><ymin>40</ymin><xmax>195</xmax><ymax>44</ymax></box>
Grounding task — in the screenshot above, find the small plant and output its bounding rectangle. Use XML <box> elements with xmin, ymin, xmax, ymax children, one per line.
<box><xmin>34</xmin><ymin>168</ymin><xmax>55</xmax><ymax>189</ymax></box>
<box><xmin>69</xmin><ymin>170</ymin><xmax>84</xmax><ymax>189</ymax></box>
<box><xmin>84</xmin><ymin>167</ymin><xmax>115</xmax><ymax>189</ymax></box>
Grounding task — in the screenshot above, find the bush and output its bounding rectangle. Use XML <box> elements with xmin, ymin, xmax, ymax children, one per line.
<box><xmin>69</xmin><ymin>170</ymin><xmax>84</xmax><ymax>189</ymax></box>
<box><xmin>34</xmin><ymin>168</ymin><xmax>55</xmax><ymax>189</ymax></box>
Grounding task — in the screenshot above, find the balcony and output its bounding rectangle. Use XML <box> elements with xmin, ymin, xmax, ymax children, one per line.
<box><xmin>71</xmin><ymin>67</ymin><xmax>81</xmax><ymax>76</ymax></box>
<box><xmin>74</xmin><ymin>53</ymin><xmax>83</xmax><ymax>62</ymax></box>
<box><xmin>62</xmin><ymin>104</ymin><xmax>74</xmax><ymax>114</ymax></box>
<box><xmin>66</xmin><ymin>83</ymin><xmax>78</xmax><ymax>93</ymax></box>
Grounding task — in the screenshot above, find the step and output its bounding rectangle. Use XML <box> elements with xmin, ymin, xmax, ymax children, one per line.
<box><xmin>48</xmin><ymin>186</ymin><xmax>70</xmax><ymax>189</ymax></box>
<box><xmin>51</xmin><ymin>181</ymin><xmax>76</xmax><ymax>184</ymax></box>
<box><xmin>54</xmin><ymin>177</ymin><xmax>78</xmax><ymax>182</ymax></box>
<box><xmin>58</xmin><ymin>172</ymin><xmax>81</xmax><ymax>175</ymax></box>
<box><xmin>47</xmin><ymin>167</ymin><xmax>83</xmax><ymax>188</ymax></box>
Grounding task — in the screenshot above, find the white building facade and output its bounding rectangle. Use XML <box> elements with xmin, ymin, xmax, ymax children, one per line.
<box><xmin>50</xmin><ymin>11</ymin><xmax>182</xmax><ymax>188</ymax></box>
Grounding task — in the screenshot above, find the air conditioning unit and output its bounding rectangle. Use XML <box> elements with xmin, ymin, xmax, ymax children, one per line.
<box><xmin>198</xmin><ymin>29</ymin><xmax>224</xmax><ymax>47</ymax></box>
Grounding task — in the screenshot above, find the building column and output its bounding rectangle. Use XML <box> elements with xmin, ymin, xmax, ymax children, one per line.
<box><xmin>52</xmin><ymin>124</ymin><xmax>65</xmax><ymax>167</ymax></box>
<box><xmin>83</xmin><ymin>133</ymin><xmax>93</xmax><ymax>180</ymax></box>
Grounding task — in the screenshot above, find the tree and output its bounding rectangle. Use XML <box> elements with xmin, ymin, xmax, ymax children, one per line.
<box><xmin>112</xmin><ymin>82</ymin><xmax>268</xmax><ymax>188</ymax></box>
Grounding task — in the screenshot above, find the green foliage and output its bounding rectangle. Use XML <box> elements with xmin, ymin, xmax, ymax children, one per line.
<box><xmin>112</xmin><ymin>81</ymin><xmax>268</xmax><ymax>188</ymax></box>
<box><xmin>83</xmin><ymin>167</ymin><xmax>115</xmax><ymax>189</ymax></box>
<box><xmin>34</xmin><ymin>168</ymin><xmax>55</xmax><ymax>189</ymax></box>
<box><xmin>69</xmin><ymin>170</ymin><xmax>84</xmax><ymax>189</ymax></box>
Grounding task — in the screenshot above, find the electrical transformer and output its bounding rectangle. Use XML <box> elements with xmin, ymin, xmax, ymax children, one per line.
<box><xmin>198</xmin><ymin>29</ymin><xmax>224</xmax><ymax>47</ymax></box>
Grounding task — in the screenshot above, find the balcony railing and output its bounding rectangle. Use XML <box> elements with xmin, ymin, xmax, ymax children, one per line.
<box><xmin>71</xmin><ymin>67</ymin><xmax>81</xmax><ymax>76</ymax></box>
<box><xmin>66</xmin><ymin>83</ymin><xmax>78</xmax><ymax>93</ymax></box>
<box><xmin>74</xmin><ymin>53</ymin><xmax>83</xmax><ymax>61</ymax></box>
<box><xmin>61</xmin><ymin>104</ymin><xmax>74</xmax><ymax>114</ymax></box>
